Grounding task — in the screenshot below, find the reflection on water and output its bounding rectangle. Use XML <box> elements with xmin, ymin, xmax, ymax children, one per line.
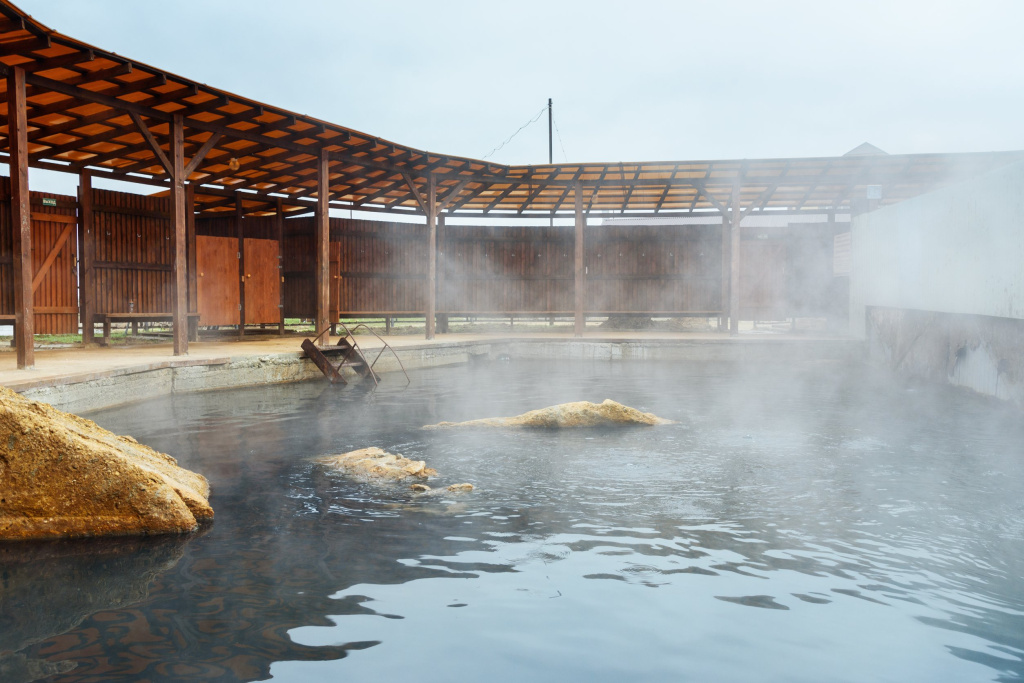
<box><xmin>0</xmin><ymin>536</ymin><xmax>191</xmax><ymax>682</ymax></box>
<box><xmin>4</xmin><ymin>360</ymin><xmax>1024</xmax><ymax>682</ymax></box>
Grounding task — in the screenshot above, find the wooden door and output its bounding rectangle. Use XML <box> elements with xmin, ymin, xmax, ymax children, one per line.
<box><xmin>196</xmin><ymin>235</ymin><xmax>239</xmax><ymax>326</ymax></box>
<box><xmin>243</xmin><ymin>238</ymin><xmax>281</xmax><ymax>324</ymax></box>
<box><xmin>31</xmin><ymin>197</ymin><xmax>79</xmax><ymax>334</ymax></box>
<box><xmin>0</xmin><ymin>186</ymin><xmax>79</xmax><ymax>335</ymax></box>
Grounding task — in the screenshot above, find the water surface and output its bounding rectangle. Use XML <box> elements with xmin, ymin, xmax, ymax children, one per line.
<box><xmin>5</xmin><ymin>359</ymin><xmax>1024</xmax><ymax>682</ymax></box>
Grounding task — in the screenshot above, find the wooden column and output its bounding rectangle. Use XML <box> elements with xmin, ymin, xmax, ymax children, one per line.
<box><xmin>574</xmin><ymin>181</ymin><xmax>585</xmax><ymax>337</ymax></box>
<box><xmin>719</xmin><ymin>210</ymin><xmax>730</xmax><ymax>332</ymax></box>
<box><xmin>235</xmin><ymin>193</ymin><xmax>245</xmax><ymax>337</ymax></box>
<box><xmin>185</xmin><ymin>183</ymin><xmax>198</xmax><ymax>341</ymax></box>
<box><xmin>315</xmin><ymin>149</ymin><xmax>330</xmax><ymax>338</ymax></box>
<box><xmin>436</xmin><ymin>213</ymin><xmax>447</xmax><ymax>334</ymax></box>
<box><xmin>170</xmin><ymin>114</ymin><xmax>188</xmax><ymax>355</ymax></box>
<box><xmin>8</xmin><ymin>66</ymin><xmax>32</xmax><ymax>368</ymax></box>
<box><xmin>425</xmin><ymin>174</ymin><xmax>437</xmax><ymax>340</ymax></box>
<box><xmin>276</xmin><ymin>197</ymin><xmax>285</xmax><ymax>335</ymax></box>
<box><xmin>79</xmin><ymin>171</ymin><xmax>95</xmax><ymax>346</ymax></box>
<box><xmin>728</xmin><ymin>183</ymin><xmax>741</xmax><ymax>337</ymax></box>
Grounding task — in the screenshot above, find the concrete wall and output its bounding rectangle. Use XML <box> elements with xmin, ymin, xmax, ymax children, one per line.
<box><xmin>18</xmin><ymin>338</ymin><xmax>863</xmax><ymax>413</ymax></box>
<box><xmin>850</xmin><ymin>160</ymin><xmax>1024</xmax><ymax>337</ymax></box>
<box><xmin>849</xmin><ymin>160</ymin><xmax>1024</xmax><ymax>407</ymax></box>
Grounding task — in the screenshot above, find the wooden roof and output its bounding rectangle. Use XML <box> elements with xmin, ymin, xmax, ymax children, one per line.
<box><xmin>1</xmin><ymin>0</ymin><xmax>1022</xmax><ymax>219</ymax></box>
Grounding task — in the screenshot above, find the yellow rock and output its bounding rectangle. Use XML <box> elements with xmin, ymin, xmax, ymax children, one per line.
<box><xmin>446</xmin><ymin>483</ymin><xmax>474</xmax><ymax>492</ymax></box>
<box><xmin>316</xmin><ymin>447</ymin><xmax>437</xmax><ymax>481</ymax></box>
<box><xmin>0</xmin><ymin>387</ymin><xmax>213</xmax><ymax>541</ymax></box>
<box><xmin>424</xmin><ymin>399</ymin><xmax>673</xmax><ymax>429</ymax></box>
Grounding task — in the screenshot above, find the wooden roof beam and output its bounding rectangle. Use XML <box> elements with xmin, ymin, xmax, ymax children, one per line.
<box><xmin>652</xmin><ymin>166</ymin><xmax>682</xmax><ymax>213</ymax></box>
<box><xmin>400</xmin><ymin>171</ymin><xmax>428</xmax><ymax>214</ymax></box>
<box><xmin>28</xmin><ymin>121</ymin><xmax>138</xmax><ymax>162</ymax></box>
<box><xmin>436</xmin><ymin>180</ymin><xmax>470</xmax><ymax>214</ymax></box>
<box><xmin>446</xmin><ymin>182</ymin><xmax>493</xmax><ymax>212</ymax></box>
<box><xmin>353</xmin><ymin>178</ymin><xmax>409</xmax><ymax>205</ymax></box>
<box><xmin>618</xmin><ymin>164</ymin><xmax>643</xmax><ymax>212</ymax></box>
<box><xmin>128</xmin><ymin>111</ymin><xmax>172</xmax><ymax>176</ymax></box>
<box><xmin>585</xmin><ymin>167</ymin><xmax>613</xmax><ymax>213</ymax></box>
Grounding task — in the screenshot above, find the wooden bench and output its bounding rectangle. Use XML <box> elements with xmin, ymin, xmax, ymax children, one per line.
<box><xmin>91</xmin><ymin>312</ymin><xmax>201</xmax><ymax>344</ymax></box>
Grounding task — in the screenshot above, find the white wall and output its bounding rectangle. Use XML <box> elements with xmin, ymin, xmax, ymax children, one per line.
<box><xmin>850</xmin><ymin>160</ymin><xmax>1024</xmax><ymax>336</ymax></box>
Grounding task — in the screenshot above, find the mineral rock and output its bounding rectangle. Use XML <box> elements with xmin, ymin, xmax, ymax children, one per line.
<box><xmin>424</xmin><ymin>399</ymin><xmax>674</xmax><ymax>429</ymax></box>
<box><xmin>0</xmin><ymin>386</ymin><xmax>213</xmax><ymax>541</ymax></box>
<box><xmin>409</xmin><ymin>482</ymin><xmax>474</xmax><ymax>495</ymax></box>
<box><xmin>316</xmin><ymin>447</ymin><xmax>437</xmax><ymax>481</ymax></box>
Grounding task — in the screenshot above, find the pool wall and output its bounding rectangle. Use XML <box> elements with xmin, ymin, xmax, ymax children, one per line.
<box><xmin>850</xmin><ymin>160</ymin><xmax>1024</xmax><ymax>408</ymax></box>
<box><xmin>16</xmin><ymin>337</ymin><xmax>862</xmax><ymax>413</ymax></box>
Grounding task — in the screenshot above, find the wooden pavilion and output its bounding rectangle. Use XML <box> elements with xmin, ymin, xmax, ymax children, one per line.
<box><xmin>2</xmin><ymin>0</ymin><xmax>1022</xmax><ymax>369</ymax></box>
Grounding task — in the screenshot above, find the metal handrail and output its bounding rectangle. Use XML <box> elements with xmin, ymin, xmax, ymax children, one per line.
<box><xmin>313</xmin><ymin>322</ymin><xmax>410</xmax><ymax>385</ymax></box>
<box><xmin>336</xmin><ymin>321</ymin><xmax>411</xmax><ymax>385</ymax></box>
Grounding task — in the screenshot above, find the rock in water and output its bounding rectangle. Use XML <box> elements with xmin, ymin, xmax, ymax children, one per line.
<box><xmin>316</xmin><ymin>447</ymin><xmax>438</xmax><ymax>481</ymax></box>
<box><xmin>423</xmin><ymin>399</ymin><xmax>674</xmax><ymax>429</ymax></box>
<box><xmin>0</xmin><ymin>387</ymin><xmax>213</xmax><ymax>541</ymax></box>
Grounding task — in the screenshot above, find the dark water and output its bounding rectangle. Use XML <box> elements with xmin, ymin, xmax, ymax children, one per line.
<box><xmin>4</xmin><ymin>359</ymin><xmax>1024</xmax><ymax>682</ymax></box>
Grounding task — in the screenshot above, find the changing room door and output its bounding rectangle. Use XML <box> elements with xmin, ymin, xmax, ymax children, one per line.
<box><xmin>196</xmin><ymin>235</ymin><xmax>240</xmax><ymax>326</ymax></box>
<box><xmin>243</xmin><ymin>238</ymin><xmax>281</xmax><ymax>324</ymax></box>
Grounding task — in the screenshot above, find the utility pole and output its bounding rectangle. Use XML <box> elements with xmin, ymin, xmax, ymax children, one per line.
<box><xmin>548</xmin><ymin>98</ymin><xmax>554</xmax><ymax>227</ymax></box>
<box><xmin>548</xmin><ymin>98</ymin><xmax>553</xmax><ymax>165</ymax></box>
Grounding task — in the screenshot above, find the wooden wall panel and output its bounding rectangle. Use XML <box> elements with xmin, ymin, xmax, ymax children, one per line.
<box><xmin>243</xmin><ymin>238</ymin><xmax>281</xmax><ymax>324</ymax></box>
<box><xmin>442</xmin><ymin>225</ymin><xmax>573</xmax><ymax>314</ymax></box>
<box><xmin>785</xmin><ymin>227</ymin><xmax>849</xmax><ymax>320</ymax></box>
<box><xmin>196</xmin><ymin>235</ymin><xmax>239</xmax><ymax>326</ymax></box>
<box><xmin>282</xmin><ymin>216</ymin><xmax>315</xmax><ymax>319</ymax></box>
<box><xmin>738</xmin><ymin>239</ymin><xmax>789</xmax><ymax>321</ymax></box>
<box><xmin>87</xmin><ymin>188</ymin><xmax>173</xmax><ymax>317</ymax></box>
<box><xmin>334</xmin><ymin>218</ymin><xmax>425</xmax><ymax>315</ymax></box>
<box><xmin>584</xmin><ymin>225</ymin><xmax>721</xmax><ymax>315</ymax></box>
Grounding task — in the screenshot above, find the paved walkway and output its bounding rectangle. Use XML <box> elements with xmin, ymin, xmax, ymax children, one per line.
<box><xmin>0</xmin><ymin>328</ymin><xmax>850</xmax><ymax>392</ymax></box>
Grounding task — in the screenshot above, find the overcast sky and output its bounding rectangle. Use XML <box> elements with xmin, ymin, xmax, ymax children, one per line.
<box><xmin>14</xmin><ymin>0</ymin><xmax>1024</xmax><ymax>195</ymax></box>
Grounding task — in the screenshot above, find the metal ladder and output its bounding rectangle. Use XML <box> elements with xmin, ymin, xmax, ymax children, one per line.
<box><xmin>301</xmin><ymin>322</ymin><xmax>410</xmax><ymax>386</ymax></box>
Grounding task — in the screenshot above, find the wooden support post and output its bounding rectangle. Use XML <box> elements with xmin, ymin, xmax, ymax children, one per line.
<box><xmin>185</xmin><ymin>183</ymin><xmax>198</xmax><ymax>341</ymax></box>
<box><xmin>719</xmin><ymin>210</ymin><xmax>730</xmax><ymax>332</ymax></box>
<box><xmin>728</xmin><ymin>183</ymin><xmax>741</xmax><ymax>337</ymax></box>
<box><xmin>8</xmin><ymin>66</ymin><xmax>32</xmax><ymax>368</ymax></box>
<box><xmin>425</xmin><ymin>174</ymin><xmax>437</xmax><ymax>340</ymax></box>
<box><xmin>316</xmin><ymin>148</ymin><xmax>330</xmax><ymax>339</ymax></box>
<box><xmin>437</xmin><ymin>213</ymin><xmax>447</xmax><ymax>334</ymax></box>
<box><xmin>170</xmin><ymin>114</ymin><xmax>188</xmax><ymax>355</ymax></box>
<box><xmin>574</xmin><ymin>181</ymin><xmax>585</xmax><ymax>337</ymax></box>
<box><xmin>235</xmin><ymin>192</ymin><xmax>245</xmax><ymax>338</ymax></box>
<box><xmin>276</xmin><ymin>197</ymin><xmax>285</xmax><ymax>335</ymax></box>
<box><xmin>79</xmin><ymin>171</ymin><xmax>95</xmax><ymax>346</ymax></box>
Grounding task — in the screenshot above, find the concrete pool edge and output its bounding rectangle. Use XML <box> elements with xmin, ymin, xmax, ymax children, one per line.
<box><xmin>9</xmin><ymin>336</ymin><xmax>865</xmax><ymax>413</ymax></box>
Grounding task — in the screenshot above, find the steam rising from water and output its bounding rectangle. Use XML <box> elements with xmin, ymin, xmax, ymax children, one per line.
<box><xmin>12</xmin><ymin>359</ymin><xmax>1023</xmax><ymax>682</ymax></box>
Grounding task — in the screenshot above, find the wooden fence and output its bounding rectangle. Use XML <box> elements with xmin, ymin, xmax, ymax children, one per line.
<box><xmin>1</xmin><ymin>177</ymin><xmax>847</xmax><ymax>335</ymax></box>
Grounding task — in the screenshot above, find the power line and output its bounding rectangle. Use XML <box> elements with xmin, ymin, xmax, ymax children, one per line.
<box><xmin>553</xmin><ymin>116</ymin><xmax>569</xmax><ymax>162</ymax></box>
<box><xmin>482</xmin><ymin>105</ymin><xmax>548</xmax><ymax>160</ymax></box>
